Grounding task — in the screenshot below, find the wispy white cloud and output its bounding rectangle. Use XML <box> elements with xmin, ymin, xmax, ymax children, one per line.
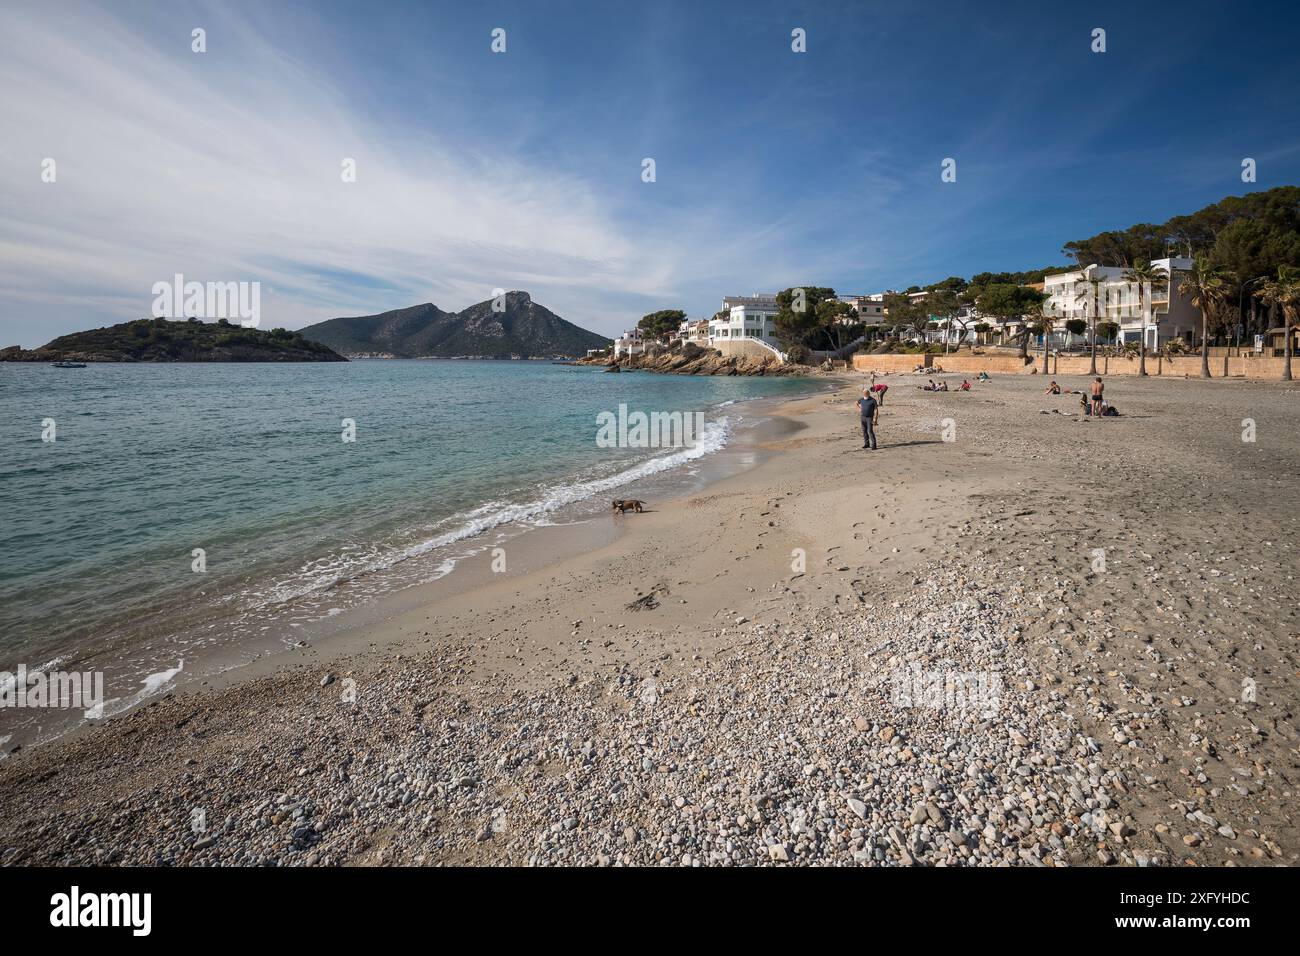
<box><xmin>0</xmin><ymin>1</ymin><xmax>936</xmax><ymax>347</ymax></box>
<box><xmin>0</xmin><ymin>2</ymin><xmax>689</xmax><ymax>345</ymax></box>
<box><xmin>7</xmin><ymin>1</ymin><xmax>1282</xmax><ymax>347</ymax></box>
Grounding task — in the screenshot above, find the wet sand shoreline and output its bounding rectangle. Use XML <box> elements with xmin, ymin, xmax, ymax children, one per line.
<box><xmin>0</xmin><ymin>384</ymin><xmax>828</xmax><ymax>752</ymax></box>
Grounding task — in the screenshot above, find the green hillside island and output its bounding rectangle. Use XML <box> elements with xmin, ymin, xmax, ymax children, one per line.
<box><xmin>0</xmin><ymin>318</ymin><xmax>347</xmax><ymax>362</ymax></box>
<box><xmin>300</xmin><ymin>291</ymin><xmax>611</xmax><ymax>358</ymax></box>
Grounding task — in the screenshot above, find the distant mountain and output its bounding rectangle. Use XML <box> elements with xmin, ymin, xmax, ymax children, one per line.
<box><xmin>0</xmin><ymin>318</ymin><xmax>346</xmax><ymax>362</ymax></box>
<box><xmin>299</xmin><ymin>292</ymin><xmax>610</xmax><ymax>358</ymax></box>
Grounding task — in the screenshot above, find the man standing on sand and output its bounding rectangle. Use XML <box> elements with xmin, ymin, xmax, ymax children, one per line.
<box><xmin>1090</xmin><ymin>377</ymin><xmax>1104</xmax><ymax>417</ymax></box>
<box><xmin>857</xmin><ymin>387</ymin><xmax>879</xmax><ymax>450</ymax></box>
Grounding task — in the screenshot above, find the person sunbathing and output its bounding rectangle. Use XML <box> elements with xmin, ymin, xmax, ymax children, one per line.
<box><xmin>920</xmin><ymin>379</ymin><xmax>938</xmax><ymax>391</ymax></box>
<box><xmin>936</xmin><ymin>381</ymin><xmax>949</xmax><ymax>391</ymax></box>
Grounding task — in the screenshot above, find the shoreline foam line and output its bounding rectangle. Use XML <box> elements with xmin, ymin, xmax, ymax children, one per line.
<box><xmin>245</xmin><ymin>415</ymin><xmax>735</xmax><ymax>610</ymax></box>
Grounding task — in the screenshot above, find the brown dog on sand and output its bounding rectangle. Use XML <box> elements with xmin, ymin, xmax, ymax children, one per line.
<box><xmin>611</xmin><ymin>499</ymin><xmax>645</xmax><ymax>514</ymax></box>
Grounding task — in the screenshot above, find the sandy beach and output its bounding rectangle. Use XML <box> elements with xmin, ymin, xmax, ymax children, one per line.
<box><xmin>2</xmin><ymin>370</ymin><xmax>1297</xmax><ymax>867</ymax></box>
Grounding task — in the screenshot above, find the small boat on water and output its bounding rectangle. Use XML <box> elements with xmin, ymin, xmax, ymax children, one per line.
<box><xmin>52</xmin><ymin>361</ymin><xmax>87</xmax><ymax>368</ymax></box>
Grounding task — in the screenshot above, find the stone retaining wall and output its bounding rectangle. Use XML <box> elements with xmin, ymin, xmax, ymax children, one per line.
<box><xmin>852</xmin><ymin>351</ymin><xmax>1292</xmax><ymax>379</ymax></box>
<box><xmin>851</xmin><ymin>353</ymin><xmax>935</xmax><ymax>373</ymax></box>
<box><xmin>1048</xmin><ymin>353</ymin><xmax>1291</xmax><ymax>378</ymax></box>
<box><xmin>715</xmin><ymin>339</ymin><xmax>786</xmax><ymax>365</ymax></box>
<box><xmin>940</xmin><ymin>354</ymin><xmax>1034</xmax><ymax>374</ymax></box>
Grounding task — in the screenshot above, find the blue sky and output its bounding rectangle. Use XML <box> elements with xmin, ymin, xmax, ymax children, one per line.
<box><xmin>2</xmin><ymin>0</ymin><xmax>1298</xmax><ymax>346</ymax></box>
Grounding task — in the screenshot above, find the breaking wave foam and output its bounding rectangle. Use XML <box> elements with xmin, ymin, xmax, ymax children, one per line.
<box><xmin>245</xmin><ymin>415</ymin><xmax>734</xmax><ymax>610</ymax></box>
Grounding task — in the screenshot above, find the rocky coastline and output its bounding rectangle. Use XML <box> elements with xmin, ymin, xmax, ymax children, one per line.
<box><xmin>573</xmin><ymin>341</ymin><xmax>807</xmax><ymax>376</ymax></box>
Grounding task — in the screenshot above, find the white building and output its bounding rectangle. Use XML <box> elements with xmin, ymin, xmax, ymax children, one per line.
<box><xmin>708</xmin><ymin>294</ymin><xmax>783</xmax><ymax>348</ymax></box>
<box><xmin>678</xmin><ymin>318</ymin><xmax>709</xmax><ymax>345</ymax></box>
<box><xmin>841</xmin><ymin>294</ymin><xmax>888</xmax><ymax>324</ymax></box>
<box><xmin>613</xmin><ymin>329</ymin><xmax>645</xmax><ymax>358</ymax></box>
<box><xmin>876</xmin><ymin>292</ymin><xmax>985</xmax><ymax>347</ymax></box>
<box><xmin>1042</xmin><ymin>258</ymin><xmax>1200</xmax><ymax>348</ymax></box>
<box><xmin>928</xmin><ymin>305</ymin><xmax>985</xmax><ymax>346</ymax></box>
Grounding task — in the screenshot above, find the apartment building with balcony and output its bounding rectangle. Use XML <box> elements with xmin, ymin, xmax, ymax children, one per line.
<box><xmin>839</xmin><ymin>294</ymin><xmax>888</xmax><ymax>324</ymax></box>
<box><xmin>708</xmin><ymin>294</ymin><xmax>783</xmax><ymax>347</ymax></box>
<box><xmin>1042</xmin><ymin>258</ymin><xmax>1200</xmax><ymax>348</ymax></box>
<box><xmin>677</xmin><ymin>318</ymin><xmax>710</xmax><ymax>345</ymax></box>
<box><xmin>612</xmin><ymin>328</ymin><xmax>645</xmax><ymax>358</ymax></box>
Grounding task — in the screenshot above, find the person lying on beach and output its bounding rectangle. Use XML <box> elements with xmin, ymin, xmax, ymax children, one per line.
<box><xmin>920</xmin><ymin>380</ymin><xmax>938</xmax><ymax>391</ymax></box>
<box><xmin>913</xmin><ymin>363</ymin><xmax>927</xmax><ymax>373</ymax></box>
<box><xmin>856</xmin><ymin>388</ymin><xmax>879</xmax><ymax>450</ymax></box>
<box><xmin>1045</xmin><ymin>381</ymin><xmax>1060</xmax><ymax>395</ymax></box>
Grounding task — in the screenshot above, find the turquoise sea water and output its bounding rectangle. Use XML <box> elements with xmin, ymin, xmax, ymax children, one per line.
<box><xmin>0</xmin><ymin>360</ymin><xmax>817</xmax><ymax>732</ymax></box>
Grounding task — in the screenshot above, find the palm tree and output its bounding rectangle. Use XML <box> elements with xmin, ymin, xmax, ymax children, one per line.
<box><xmin>1038</xmin><ymin>301</ymin><xmax>1057</xmax><ymax>375</ymax></box>
<box><xmin>1016</xmin><ymin>314</ymin><xmax>1033</xmax><ymax>358</ymax></box>
<box><xmin>1177</xmin><ymin>256</ymin><xmax>1232</xmax><ymax>378</ymax></box>
<box><xmin>1072</xmin><ymin>267</ymin><xmax>1102</xmax><ymax>375</ymax></box>
<box><xmin>1149</xmin><ymin>260</ymin><xmax>1175</xmax><ymax>368</ymax></box>
<box><xmin>1123</xmin><ymin>260</ymin><xmax>1160</xmax><ymax>376</ymax></box>
<box><xmin>1259</xmin><ymin>265</ymin><xmax>1300</xmax><ymax>382</ymax></box>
